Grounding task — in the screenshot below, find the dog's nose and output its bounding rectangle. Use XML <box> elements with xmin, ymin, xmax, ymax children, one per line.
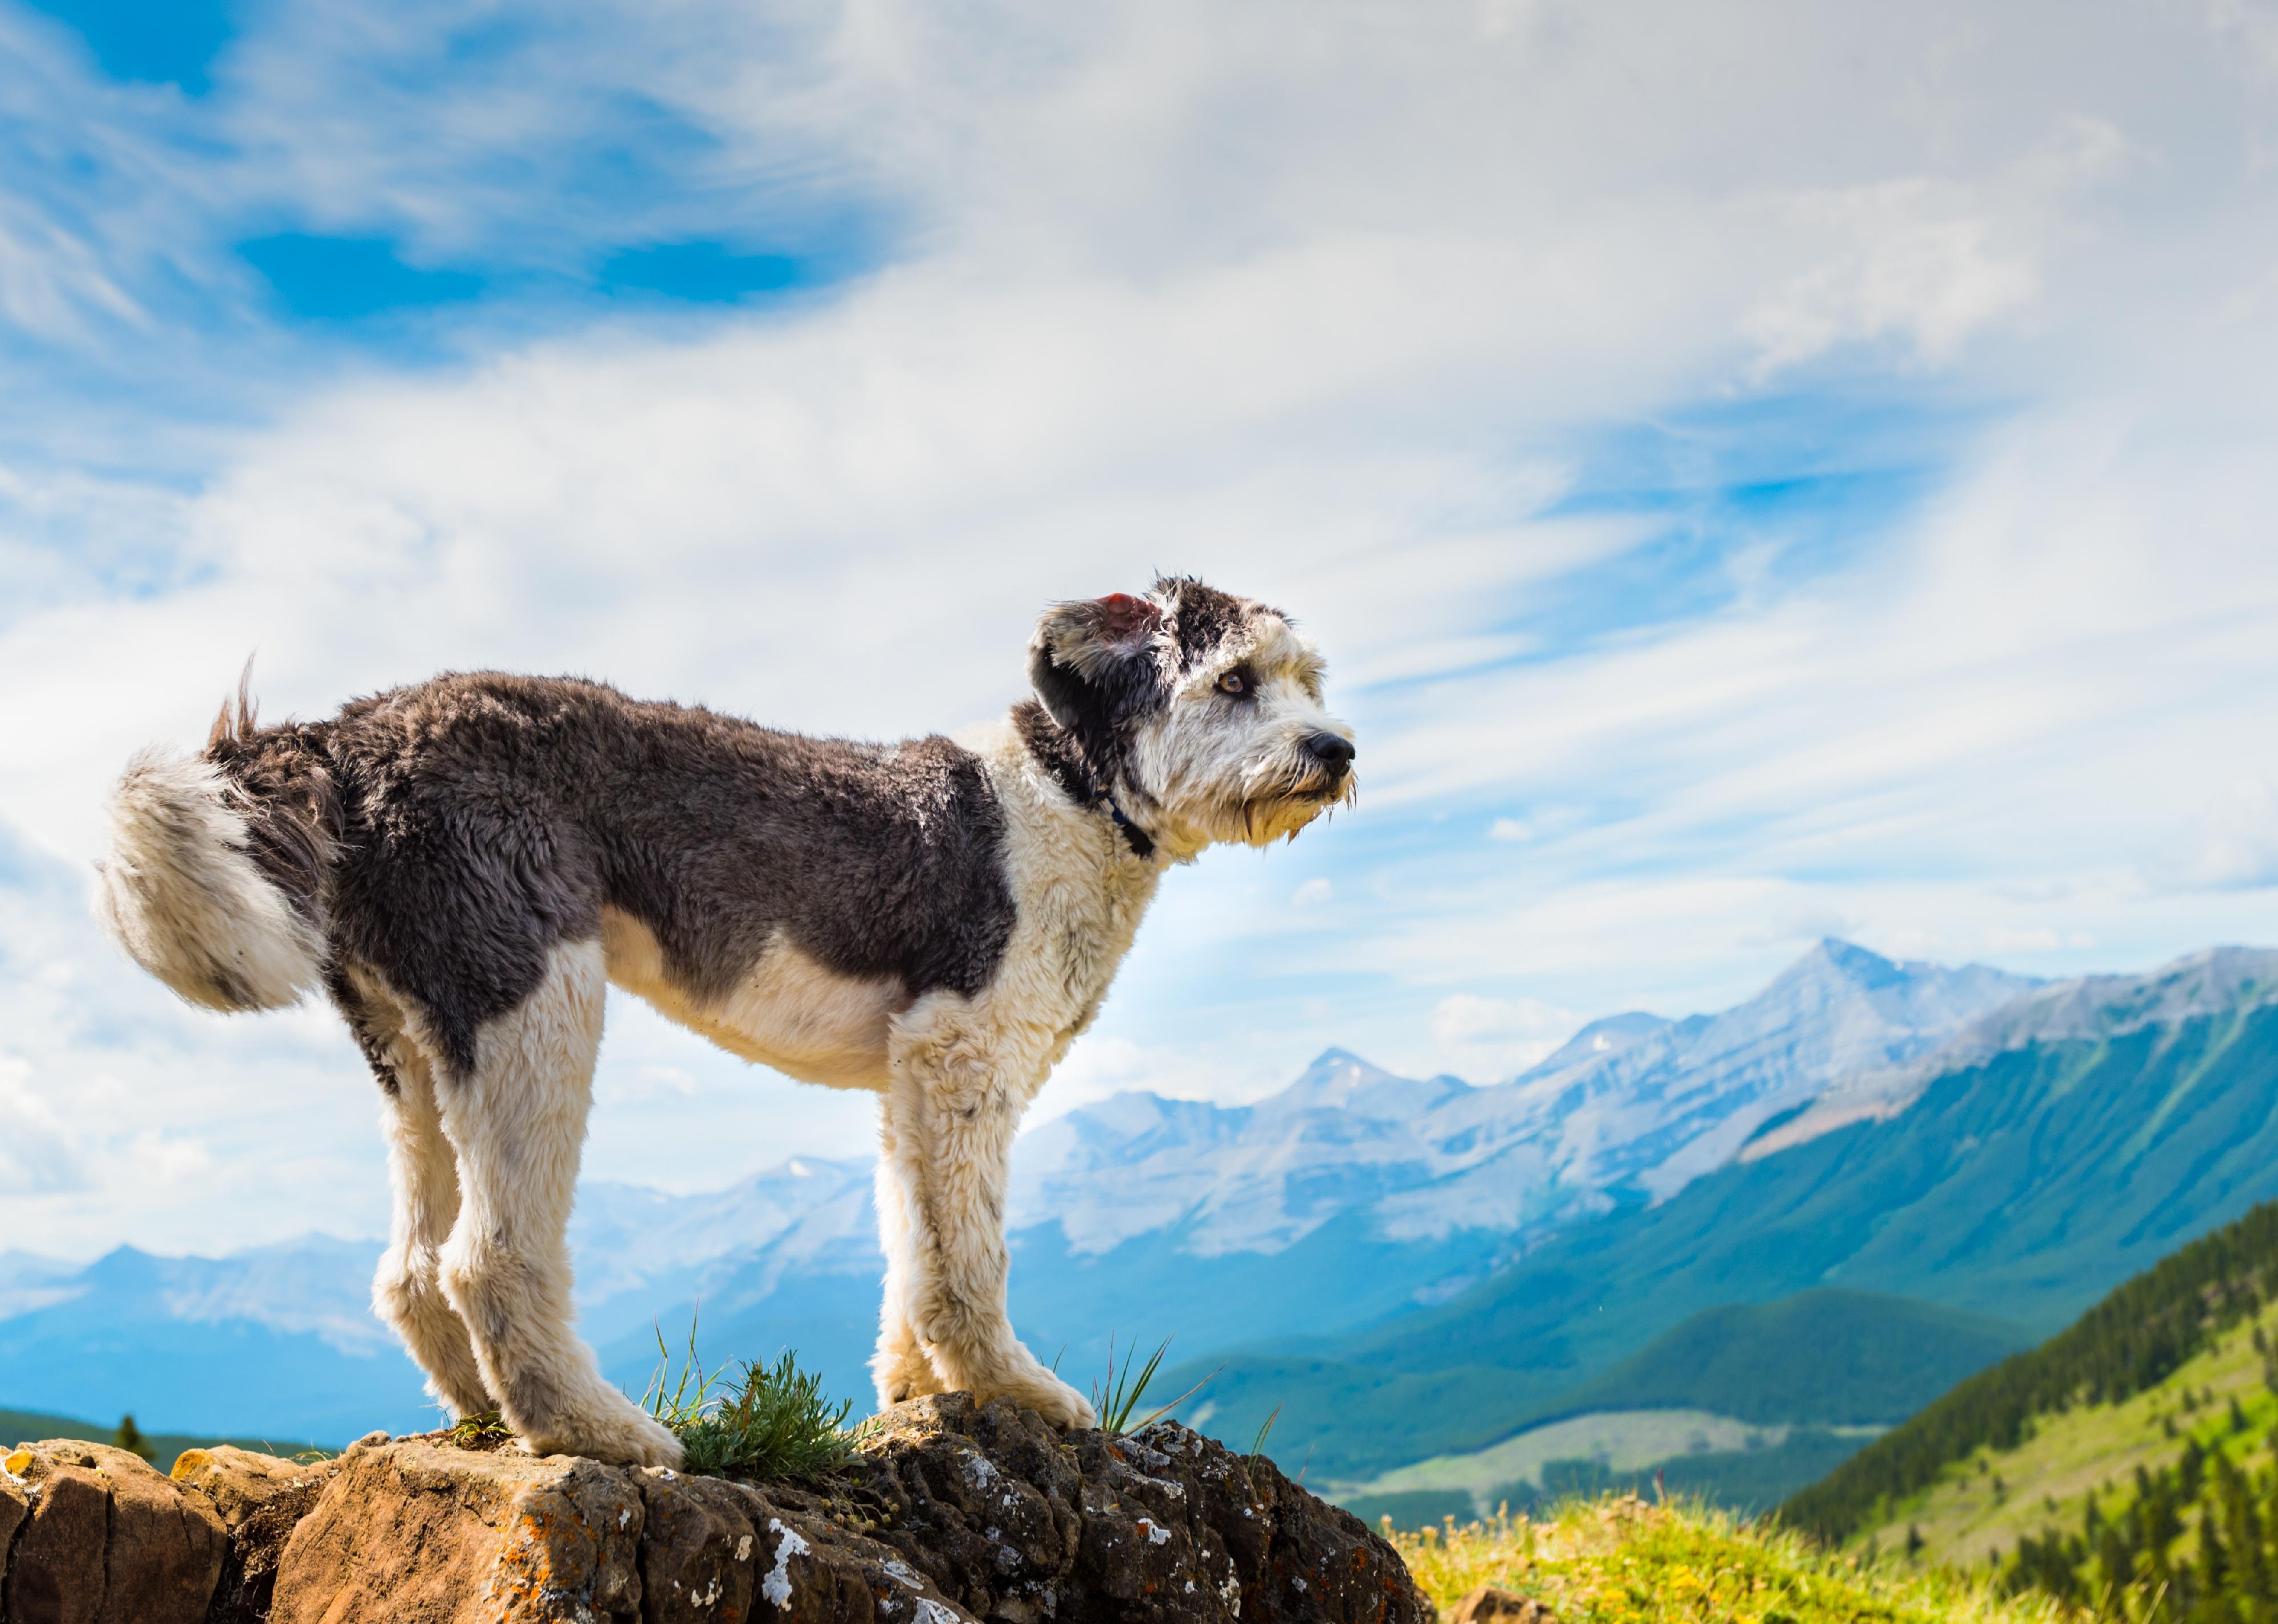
<box><xmin>1304</xmin><ymin>733</ymin><xmax>1356</xmax><ymax>777</ymax></box>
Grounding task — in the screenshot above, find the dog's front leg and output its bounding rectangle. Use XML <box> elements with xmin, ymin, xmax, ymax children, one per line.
<box><xmin>877</xmin><ymin>1005</ymin><xmax>1097</xmax><ymax>1429</ymax></box>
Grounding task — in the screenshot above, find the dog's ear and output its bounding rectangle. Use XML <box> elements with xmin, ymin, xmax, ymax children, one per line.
<box><xmin>1029</xmin><ymin>593</ymin><xmax>1167</xmax><ymax>743</ymax></box>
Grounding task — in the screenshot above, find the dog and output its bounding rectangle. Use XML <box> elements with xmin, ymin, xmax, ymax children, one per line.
<box><xmin>95</xmin><ymin>576</ymin><xmax>1355</xmax><ymax>1466</ymax></box>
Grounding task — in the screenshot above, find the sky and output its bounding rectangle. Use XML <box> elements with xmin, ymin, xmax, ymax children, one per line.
<box><xmin>4</xmin><ymin>0</ymin><xmax>2278</xmax><ymax>1258</ymax></box>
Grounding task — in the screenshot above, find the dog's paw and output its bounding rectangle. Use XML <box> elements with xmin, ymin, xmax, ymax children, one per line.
<box><xmin>872</xmin><ymin>1336</ymin><xmax>946</xmax><ymax>1408</ymax></box>
<box><xmin>980</xmin><ymin>1365</ymin><xmax>1098</xmax><ymax>1431</ymax></box>
<box><xmin>518</xmin><ymin>1401</ymin><xmax>686</xmax><ymax>1468</ymax></box>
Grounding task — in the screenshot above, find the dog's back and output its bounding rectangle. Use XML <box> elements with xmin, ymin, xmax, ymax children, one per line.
<box><xmin>102</xmin><ymin>670</ymin><xmax>1021</xmax><ymax>1079</ymax></box>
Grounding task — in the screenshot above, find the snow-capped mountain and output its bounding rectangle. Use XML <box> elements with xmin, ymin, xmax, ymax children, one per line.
<box><xmin>1744</xmin><ymin>945</ymin><xmax>2278</xmax><ymax>1162</ymax></box>
<box><xmin>1008</xmin><ymin>940</ymin><xmax>2039</xmax><ymax>1257</ymax></box>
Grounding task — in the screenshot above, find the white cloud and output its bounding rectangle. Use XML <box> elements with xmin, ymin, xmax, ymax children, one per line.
<box><xmin>0</xmin><ymin>1055</ymin><xmax>87</xmax><ymax>1195</ymax></box>
<box><xmin>2184</xmin><ymin>782</ymin><xmax>2278</xmax><ymax>890</ymax></box>
<box><xmin>1427</xmin><ymin>993</ymin><xmax>1579</xmax><ymax>1079</ymax></box>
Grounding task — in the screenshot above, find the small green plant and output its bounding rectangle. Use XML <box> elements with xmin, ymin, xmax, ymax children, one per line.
<box><xmin>448</xmin><ymin>1411</ymin><xmax>514</xmax><ymax>1448</ymax></box>
<box><xmin>1090</xmin><ymin>1333</ymin><xmax>1219</xmax><ymax>1435</ymax></box>
<box><xmin>641</xmin><ymin>1317</ymin><xmax>856</xmax><ymax>1480</ymax></box>
<box><xmin>1247</xmin><ymin>1404</ymin><xmax>1282</xmax><ymax>1473</ymax></box>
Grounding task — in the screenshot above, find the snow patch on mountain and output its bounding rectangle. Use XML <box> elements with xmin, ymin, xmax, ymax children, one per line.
<box><xmin>1743</xmin><ymin>945</ymin><xmax>2278</xmax><ymax>1162</ymax></box>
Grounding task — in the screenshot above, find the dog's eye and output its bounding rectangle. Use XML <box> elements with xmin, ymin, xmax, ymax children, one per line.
<box><xmin>1217</xmin><ymin>671</ymin><xmax>1248</xmax><ymax>695</ymax></box>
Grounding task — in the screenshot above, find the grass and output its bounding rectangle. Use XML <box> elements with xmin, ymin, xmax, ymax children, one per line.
<box><xmin>446</xmin><ymin>1411</ymin><xmax>515</xmax><ymax>1450</ymax></box>
<box><xmin>1387</xmin><ymin>1496</ymin><xmax>2075</xmax><ymax>1624</ymax></box>
<box><xmin>641</xmin><ymin>1321</ymin><xmax>858</xmax><ymax>1481</ymax></box>
<box><xmin>1093</xmin><ymin>1333</ymin><xmax>1219</xmax><ymax>1436</ymax></box>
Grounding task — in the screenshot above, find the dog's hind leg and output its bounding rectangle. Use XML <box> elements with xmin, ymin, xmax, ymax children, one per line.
<box><xmin>879</xmin><ymin>1001</ymin><xmax>1096</xmax><ymax>1429</ymax></box>
<box><xmin>335</xmin><ymin>969</ymin><xmax>494</xmax><ymax>1417</ymax></box>
<box><xmin>432</xmin><ymin>939</ymin><xmax>683</xmax><ymax>1467</ymax></box>
<box><xmin>374</xmin><ymin>1039</ymin><xmax>495</xmax><ymax>1417</ymax></box>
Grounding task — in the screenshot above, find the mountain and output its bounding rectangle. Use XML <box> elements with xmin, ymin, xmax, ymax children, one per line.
<box><xmin>0</xmin><ymin>940</ymin><xmax>2043</xmax><ymax>1443</ymax></box>
<box><xmin>0</xmin><ymin>1238</ymin><xmax>431</xmax><ymax>1441</ymax></box>
<box><xmin>1168</xmin><ymin>946</ymin><xmax>2278</xmax><ymax>1488</ymax></box>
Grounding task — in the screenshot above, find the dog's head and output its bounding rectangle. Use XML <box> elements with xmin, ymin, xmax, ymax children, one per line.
<box><xmin>1029</xmin><ymin>576</ymin><xmax>1355</xmax><ymax>857</ymax></box>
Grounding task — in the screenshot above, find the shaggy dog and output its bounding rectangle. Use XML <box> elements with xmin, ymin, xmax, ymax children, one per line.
<box><xmin>96</xmin><ymin>576</ymin><xmax>1355</xmax><ymax>1466</ymax></box>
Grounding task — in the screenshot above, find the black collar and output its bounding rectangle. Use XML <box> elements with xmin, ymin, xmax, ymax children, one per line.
<box><xmin>1104</xmin><ymin>798</ymin><xmax>1156</xmax><ymax>860</ymax></box>
<box><xmin>1012</xmin><ymin>700</ymin><xmax>1156</xmax><ymax>860</ymax></box>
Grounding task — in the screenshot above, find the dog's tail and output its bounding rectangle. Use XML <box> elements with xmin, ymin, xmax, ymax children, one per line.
<box><xmin>96</xmin><ymin>672</ymin><xmax>338</xmax><ymax>1013</ymax></box>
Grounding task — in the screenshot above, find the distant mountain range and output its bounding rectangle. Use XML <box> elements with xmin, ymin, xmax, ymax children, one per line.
<box><xmin>1182</xmin><ymin>944</ymin><xmax>2278</xmax><ymax>1508</ymax></box>
<box><xmin>10</xmin><ymin>937</ymin><xmax>2277</xmax><ymax>1507</ymax></box>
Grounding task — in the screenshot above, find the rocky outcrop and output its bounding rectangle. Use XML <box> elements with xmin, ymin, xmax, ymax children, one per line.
<box><xmin>2</xmin><ymin>1397</ymin><xmax>1426</xmax><ymax>1624</ymax></box>
<box><xmin>1</xmin><ymin>1439</ymin><xmax>235</xmax><ymax>1624</ymax></box>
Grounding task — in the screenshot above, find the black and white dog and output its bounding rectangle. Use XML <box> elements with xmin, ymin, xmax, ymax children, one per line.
<box><xmin>96</xmin><ymin>577</ymin><xmax>1356</xmax><ymax>1466</ymax></box>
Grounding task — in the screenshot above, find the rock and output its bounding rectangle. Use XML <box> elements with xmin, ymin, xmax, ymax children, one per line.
<box><xmin>269</xmin><ymin>1439</ymin><xmax>650</xmax><ymax>1623</ymax></box>
<box><xmin>0</xmin><ymin>1439</ymin><xmax>229</xmax><ymax>1624</ymax></box>
<box><xmin>171</xmin><ymin>1446</ymin><xmax>335</xmax><ymax>1533</ymax></box>
<box><xmin>841</xmin><ymin>1396</ymin><xmax>1429</xmax><ymax>1623</ymax></box>
<box><xmin>1450</xmin><ymin>1588</ymin><xmax>1555</xmax><ymax>1624</ymax></box>
<box><xmin>1</xmin><ymin>1457</ymin><xmax>34</xmax><ymax>1612</ymax></box>
<box><xmin>4</xmin><ymin>1401</ymin><xmax>1425</xmax><ymax>1623</ymax></box>
<box><xmin>172</xmin><ymin>1447</ymin><xmax>345</xmax><ymax>1624</ymax></box>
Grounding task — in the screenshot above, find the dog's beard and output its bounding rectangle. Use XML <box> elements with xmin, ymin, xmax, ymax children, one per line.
<box><xmin>1229</xmin><ymin>763</ymin><xmax>1355</xmax><ymax>847</ymax></box>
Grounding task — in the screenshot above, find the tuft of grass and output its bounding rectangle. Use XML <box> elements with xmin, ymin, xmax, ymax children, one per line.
<box><xmin>1093</xmin><ymin>1333</ymin><xmax>1172</xmax><ymax>1434</ymax></box>
<box><xmin>447</xmin><ymin>1410</ymin><xmax>514</xmax><ymax>1450</ymax></box>
<box><xmin>641</xmin><ymin>1319</ymin><xmax>857</xmax><ymax>1481</ymax></box>
<box><xmin>1387</xmin><ymin>1496</ymin><xmax>2076</xmax><ymax>1624</ymax></box>
<box><xmin>1248</xmin><ymin>1405</ymin><xmax>1282</xmax><ymax>1473</ymax></box>
<box><xmin>1091</xmin><ymin>1333</ymin><xmax>1222</xmax><ymax>1437</ymax></box>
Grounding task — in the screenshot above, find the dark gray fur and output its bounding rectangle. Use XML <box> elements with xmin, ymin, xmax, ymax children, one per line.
<box><xmin>210</xmin><ymin>672</ymin><xmax>1020</xmax><ymax>1080</ymax></box>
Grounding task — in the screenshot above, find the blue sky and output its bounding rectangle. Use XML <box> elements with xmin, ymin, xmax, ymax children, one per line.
<box><xmin>6</xmin><ymin>0</ymin><xmax>2278</xmax><ymax>1255</ymax></box>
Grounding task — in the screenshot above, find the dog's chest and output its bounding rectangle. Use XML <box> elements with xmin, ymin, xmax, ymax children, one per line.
<box><xmin>993</xmin><ymin>811</ymin><xmax>1160</xmax><ymax>1047</ymax></box>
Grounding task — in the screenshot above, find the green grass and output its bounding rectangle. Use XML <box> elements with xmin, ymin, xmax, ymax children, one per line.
<box><xmin>641</xmin><ymin>1326</ymin><xmax>857</xmax><ymax>1481</ymax></box>
<box><xmin>1387</xmin><ymin>1496</ymin><xmax>2069</xmax><ymax>1624</ymax></box>
<box><xmin>1335</xmin><ymin>1406</ymin><xmax>1884</xmax><ymax>1524</ymax></box>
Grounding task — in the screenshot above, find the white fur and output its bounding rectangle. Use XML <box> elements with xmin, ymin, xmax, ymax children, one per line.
<box><xmin>865</xmin><ymin>719</ymin><xmax>1167</xmax><ymax>1426</ymax></box>
<box><xmin>601</xmin><ymin>909</ymin><xmax>902</xmax><ymax>1090</ymax></box>
<box><xmin>1126</xmin><ymin>614</ymin><xmax>1355</xmax><ymax>858</ymax></box>
<box><xmin>433</xmin><ymin>939</ymin><xmax>683</xmax><ymax>1466</ymax></box>
<box><xmin>95</xmin><ymin>749</ymin><xmax>326</xmax><ymax>1011</ymax></box>
<box><xmin>353</xmin><ymin>966</ymin><xmax>495</xmax><ymax>1419</ymax></box>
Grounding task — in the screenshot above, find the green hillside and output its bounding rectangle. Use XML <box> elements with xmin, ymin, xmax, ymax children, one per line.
<box><xmin>1780</xmin><ymin>1199</ymin><xmax>2278</xmax><ymax>1546</ymax></box>
<box><xmin>1329</xmin><ymin>1291</ymin><xmax>2024</xmax><ymax>1525</ymax></box>
<box><xmin>1777</xmin><ymin>1227</ymin><xmax>2278</xmax><ymax>1624</ymax></box>
<box><xmin>1173</xmin><ymin>997</ymin><xmax>2278</xmax><ymax>1481</ymax></box>
<box><xmin>1546</xmin><ymin>1290</ymin><xmax>2029</xmax><ymax>1427</ymax></box>
<box><xmin>0</xmin><ymin>1403</ymin><xmax>326</xmax><ymax>1472</ymax></box>
<box><xmin>1843</xmin><ymin>1302</ymin><xmax>2278</xmax><ymax>1582</ymax></box>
